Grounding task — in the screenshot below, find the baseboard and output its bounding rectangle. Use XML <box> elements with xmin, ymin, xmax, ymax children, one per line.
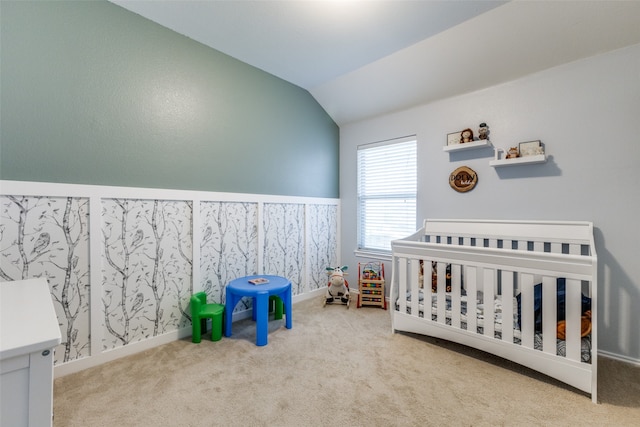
<box><xmin>294</xmin><ymin>286</ymin><xmax>326</xmax><ymax>302</ymax></box>
<box><xmin>54</xmin><ymin>327</ymin><xmax>191</xmax><ymax>377</ymax></box>
<box><xmin>54</xmin><ymin>288</ymin><xmax>328</xmax><ymax>378</ymax></box>
<box><xmin>598</xmin><ymin>350</ymin><xmax>640</xmax><ymax>367</ymax></box>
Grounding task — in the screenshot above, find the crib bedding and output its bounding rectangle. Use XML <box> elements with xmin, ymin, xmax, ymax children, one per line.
<box><xmin>398</xmin><ymin>290</ymin><xmax>592</xmax><ymax>363</ymax></box>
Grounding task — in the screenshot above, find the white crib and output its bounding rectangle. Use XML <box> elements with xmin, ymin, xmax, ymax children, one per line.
<box><xmin>390</xmin><ymin>219</ymin><xmax>598</xmax><ymax>402</ymax></box>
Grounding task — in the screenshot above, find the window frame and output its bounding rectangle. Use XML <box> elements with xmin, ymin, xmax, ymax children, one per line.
<box><xmin>355</xmin><ymin>135</ymin><xmax>417</xmax><ymax>259</ymax></box>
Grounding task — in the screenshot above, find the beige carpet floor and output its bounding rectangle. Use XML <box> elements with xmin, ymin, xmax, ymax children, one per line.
<box><xmin>54</xmin><ymin>296</ymin><xmax>640</xmax><ymax>426</ymax></box>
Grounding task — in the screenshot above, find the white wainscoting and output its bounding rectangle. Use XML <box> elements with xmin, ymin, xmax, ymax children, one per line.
<box><xmin>0</xmin><ymin>181</ymin><xmax>339</xmax><ymax>376</ymax></box>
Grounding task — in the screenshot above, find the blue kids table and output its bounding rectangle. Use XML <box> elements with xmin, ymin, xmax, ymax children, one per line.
<box><xmin>224</xmin><ymin>275</ymin><xmax>292</xmax><ymax>346</ymax></box>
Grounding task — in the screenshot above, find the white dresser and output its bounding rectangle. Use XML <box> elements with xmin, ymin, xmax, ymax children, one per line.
<box><xmin>1</xmin><ymin>278</ymin><xmax>61</xmax><ymax>427</ymax></box>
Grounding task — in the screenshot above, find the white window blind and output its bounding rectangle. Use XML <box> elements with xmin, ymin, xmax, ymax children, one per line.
<box><xmin>357</xmin><ymin>137</ymin><xmax>417</xmax><ymax>253</ymax></box>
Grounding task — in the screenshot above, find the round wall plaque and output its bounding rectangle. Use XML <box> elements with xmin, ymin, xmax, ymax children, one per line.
<box><xmin>449</xmin><ymin>166</ymin><xmax>478</xmax><ymax>193</ymax></box>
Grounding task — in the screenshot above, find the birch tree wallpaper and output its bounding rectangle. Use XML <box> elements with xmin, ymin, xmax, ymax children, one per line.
<box><xmin>1</xmin><ymin>187</ymin><xmax>338</xmax><ymax>369</ymax></box>
<box><xmin>308</xmin><ymin>203</ymin><xmax>338</xmax><ymax>290</ymax></box>
<box><xmin>200</xmin><ymin>201</ymin><xmax>259</xmax><ymax>312</ymax></box>
<box><xmin>0</xmin><ymin>195</ymin><xmax>91</xmax><ymax>364</ymax></box>
<box><xmin>263</xmin><ymin>203</ymin><xmax>305</xmax><ymax>293</ymax></box>
<box><xmin>101</xmin><ymin>199</ymin><xmax>193</xmax><ymax>351</ymax></box>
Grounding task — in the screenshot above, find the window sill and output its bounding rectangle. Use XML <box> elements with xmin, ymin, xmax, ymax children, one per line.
<box><xmin>353</xmin><ymin>249</ymin><xmax>392</xmax><ymax>262</ymax></box>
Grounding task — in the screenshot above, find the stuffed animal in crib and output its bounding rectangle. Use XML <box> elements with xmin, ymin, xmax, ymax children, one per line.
<box><xmin>323</xmin><ymin>265</ymin><xmax>350</xmax><ymax>308</ymax></box>
<box><xmin>431</xmin><ymin>262</ymin><xmax>452</xmax><ymax>293</ymax></box>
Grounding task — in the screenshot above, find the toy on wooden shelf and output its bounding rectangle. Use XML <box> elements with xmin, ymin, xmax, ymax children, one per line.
<box><xmin>323</xmin><ymin>265</ymin><xmax>350</xmax><ymax>308</ymax></box>
<box><xmin>357</xmin><ymin>262</ymin><xmax>386</xmax><ymax>309</ymax></box>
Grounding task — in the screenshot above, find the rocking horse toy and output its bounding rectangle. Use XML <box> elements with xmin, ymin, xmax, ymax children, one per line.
<box><xmin>323</xmin><ymin>265</ymin><xmax>350</xmax><ymax>308</ymax></box>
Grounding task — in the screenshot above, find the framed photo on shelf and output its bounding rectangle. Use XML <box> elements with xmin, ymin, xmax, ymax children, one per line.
<box><xmin>519</xmin><ymin>140</ymin><xmax>542</xmax><ymax>157</ymax></box>
<box><xmin>447</xmin><ymin>131</ymin><xmax>462</xmax><ymax>146</ymax></box>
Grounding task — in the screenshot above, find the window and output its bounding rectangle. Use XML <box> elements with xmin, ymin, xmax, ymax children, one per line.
<box><xmin>357</xmin><ymin>136</ymin><xmax>417</xmax><ymax>254</ymax></box>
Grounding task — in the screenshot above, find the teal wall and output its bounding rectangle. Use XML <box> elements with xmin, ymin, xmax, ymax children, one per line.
<box><xmin>0</xmin><ymin>1</ymin><xmax>339</xmax><ymax>198</ymax></box>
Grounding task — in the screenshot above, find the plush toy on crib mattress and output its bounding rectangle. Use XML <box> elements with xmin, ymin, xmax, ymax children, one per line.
<box><xmin>557</xmin><ymin>310</ymin><xmax>592</xmax><ymax>340</ymax></box>
<box><xmin>431</xmin><ymin>262</ymin><xmax>452</xmax><ymax>293</ymax></box>
<box><xmin>323</xmin><ymin>266</ymin><xmax>350</xmax><ymax>308</ymax></box>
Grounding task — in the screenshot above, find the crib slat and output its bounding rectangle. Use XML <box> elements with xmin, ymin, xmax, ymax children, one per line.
<box><xmin>517</xmin><ymin>240</ymin><xmax>527</xmax><ymax>251</ymax></box>
<box><xmin>409</xmin><ymin>259</ymin><xmax>420</xmax><ymax>317</ymax></box>
<box><xmin>398</xmin><ymin>258</ymin><xmax>409</xmax><ymax>313</ymax></box>
<box><xmin>483</xmin><ymin>268</ymin><xmax>495</xmax><ymax>338</ymax></box>
<box><xmin>466</xmin><ymin>266</ymin><xmax>477</xmax><ymax>333</ymax></box>
<box><xmin>436</xmin><ymin>262</ymin><xmax>446</xmax><ymax>323</ymax></box>
<box><xmin>533</xmin><ymin>241</ymin><xmax>544</xmax><ymax>252</ymax></box>
<box><xmin>565</xmin><ymin>278</ymin><xmax>582</xmax><ymax>361</ymax></box>
<box><xmin>501</xmin><ymin>271</ymin><xmax>514</xmax><ymax>343</ymax></box>
<box><xmin>550</xmin><ymin>242</ymin><xmax>562</xmax><ymax>254</ymax></box>
<box><xmin>542</xmin><ymin>276</ymin><xmax>558</xmax><ymax>354</ymax></box>
<box><xmin>451</xmin><ymin>264</ymin><xmax>462</xmax><ymax>328</ymax></box>
<box><xmin>520</xmin><ymin>273</ymin><xmax>535</xmax><ymax>348</ymax></box>
<box><xmin>398</xmin><ymin>258</ymin><xmax>408</xmax><ymax>314</ymax></box>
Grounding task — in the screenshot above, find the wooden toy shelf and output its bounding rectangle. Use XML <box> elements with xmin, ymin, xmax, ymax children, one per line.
<box><xmin>357</xmin><ymin>262</ymin><xmax>386</xmax><ymax>309</ymax></box>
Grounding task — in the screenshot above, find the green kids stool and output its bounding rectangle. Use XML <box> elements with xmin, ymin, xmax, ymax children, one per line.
<box><xmin>269</xmin><ymin>295</ymin><xmax>283</xmax><ymax>320</ymax></box>
<box><xmin>190</xmin><ymin>292</ymin><xmax>225</xmax><ymax>343</ymax></box>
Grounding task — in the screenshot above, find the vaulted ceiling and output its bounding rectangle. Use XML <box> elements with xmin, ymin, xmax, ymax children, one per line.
<box><xmin>111</xmin><ymin>1</ymin><xmax>640</xmax><ymax>125</ymax></box>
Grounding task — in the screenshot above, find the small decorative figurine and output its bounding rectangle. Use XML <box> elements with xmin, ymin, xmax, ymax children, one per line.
<box><xmin>478</xmin><ymin>123</ymin><xmax>489</xmax><ymax>140</ymax></box>
<box><xmin>460</xmin><ymin>128</ymin><xmax>474</xmax><ymax>144</ymax></box>
<box><xmin>506</xmin><ymin>147</ymin><xmax>519</xmax><ymax>159</ymax></box>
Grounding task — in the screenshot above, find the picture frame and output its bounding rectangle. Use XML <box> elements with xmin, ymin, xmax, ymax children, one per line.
<box><xmin>447</xmin><ymin>131</ymin><xmax>462</xmax><ymax>146</ymax></box>
<box><xmin>518</xmin><ymin>140</ymin><xmax>542</xmax><ymax>157</ymax></box>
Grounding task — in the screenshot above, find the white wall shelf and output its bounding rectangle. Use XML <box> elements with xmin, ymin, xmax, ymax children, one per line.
<box><xmin>490</xmin><ymin>154</ymin><xmax>547</xmax><ymax>167</ymax></box>
<box><xmin>443</xmin><ymin>139</ymin><xmax>491</xmax><ymax>152</ymax></box>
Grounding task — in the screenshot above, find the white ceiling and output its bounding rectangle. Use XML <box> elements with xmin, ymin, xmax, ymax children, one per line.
<box><xmin>111</xmin><ymin>1</ymin><xmax>640</xmax><ymax>125</ymax></box>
